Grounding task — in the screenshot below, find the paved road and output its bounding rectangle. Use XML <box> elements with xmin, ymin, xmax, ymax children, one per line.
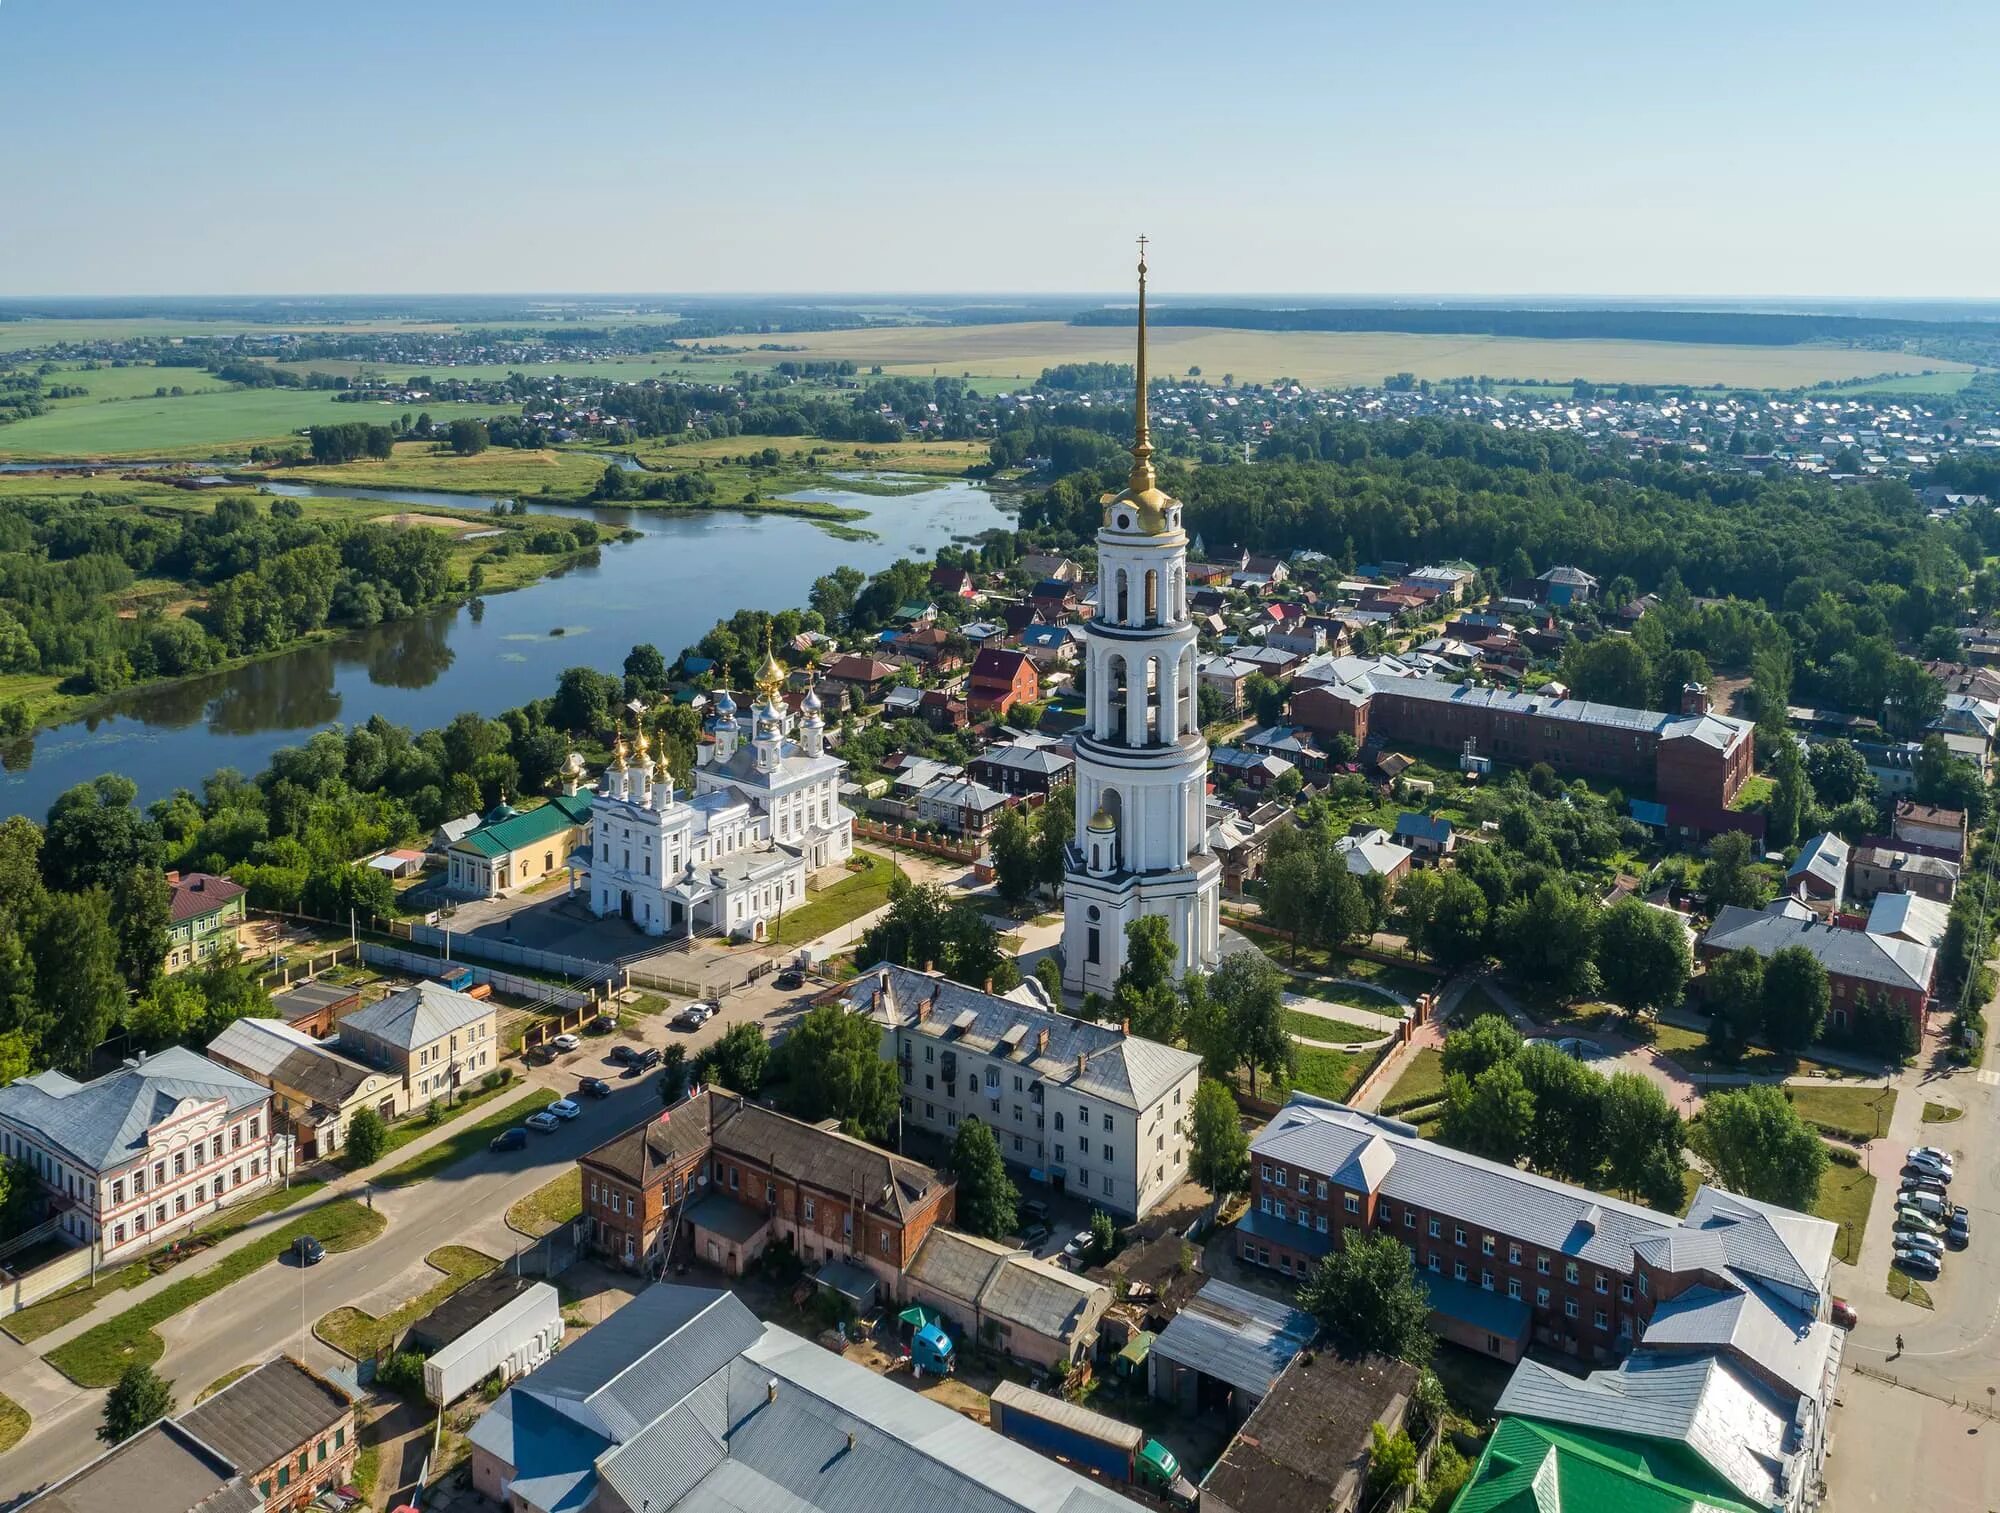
<box><xmin>0</xmin><ymin>970</ymin><xmax>812</xmax><ymax>1503</ymax></box>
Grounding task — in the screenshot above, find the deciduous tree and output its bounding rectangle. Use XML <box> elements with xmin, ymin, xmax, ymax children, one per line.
<box><xmin>1699</xmin><ymin>1085</ymin><xmax>1827</xmax><ymax>1211</ymax></box>
<box><xmin>947</xmin><ymin>1118</ymin><xmax>1019</xmax><ymax>1240</ymax></box>
<box><xmin>1189</xmin><ymin>1077</ymin><xmax>1248</xmax><ymax>1199</ymax></box>
<box><xmin>1595</xmin><ymin>899</ymin><xmax>1690</xmax><ymax>1019</ymax></box>
<box><xmin>1297</xmin><ymin>1230</ymin><xmax>1433</xmax><ymax>1364</ymax></box>
<box><xmin>1761</xmin><ymin>944</ymin><xmax>1830</xmax><ymax>1053</ymax></box>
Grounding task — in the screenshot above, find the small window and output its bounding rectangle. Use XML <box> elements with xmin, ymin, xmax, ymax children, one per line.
<box><xmin>1565</xmin><ymin>1261</ymin><xmax>1579</xmax><ymax>1284</ymax></box>
<box><xmin>1428</xmin><ymin>1218</ymin><xmax>1441</xmax><ymax>1239</ymax></box>
<box><xmin>1595</xmin><ymin>1310</ymin><xmax>1608</xmax><ymax>1331</ymax></box>
<box><xmin>1453</xmin><ymin>1261</ymin><xmax>1467</xmax><ymax>1281</ymax></box>
<box><xmin>1481</xmin><ymin>1235</ymin><xmax>1494</xmax><ymax>1256</ymax></box>
<box><xmin>1536</xmin><ymin>1287</ymin><xmax>1550</xmax><ymax>1309</ymax></box>
<box><xmin>1508</xmin><ymin>1243</ymin><xmax>1521</xmax><ymax>1265</ymax></box>
<box><xmin>1620</xmin><ymin>1281</ymin><xmax>1633</xmax><ymax>1303</ymax></box>
<box><xmin>1507</xmin><ymin>1278</ymin><xmax>1522</xmax><ymax>1300</ymax></box>
<box><xmin>1453</xmin><ymin>1226</ymin><xmax>1466</xmax><ymax>1247</ymax></box>
<box><xmin>1537</xmin><ymin>1254</ymin><xmax>1550</xmax><ymax>1275</ymax></box>
<box><xmin>1565</xmin><ymin>1299</ymin><xmax>1579</xmax><ymax>1319</ymax></box>
<box><xmin>1343</xmin><ymin>1194</ymin><xmax>1360</xmax><ymax>1215</ymax></box>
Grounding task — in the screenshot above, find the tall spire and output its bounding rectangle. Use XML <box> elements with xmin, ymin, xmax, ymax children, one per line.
<box><xmin>1128</xmin><ymin>234</ymin><xmax>1154</xmax><ymax>496</ymax></box>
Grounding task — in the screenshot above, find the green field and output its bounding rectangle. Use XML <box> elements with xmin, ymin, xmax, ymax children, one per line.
<box><xmin>0</xmin><ymin>386</ymin><xmax>509</xmax><ymax>459</ymax></box>
<box><xmin>317</xmin><ymin>1245</ymin><xmax>497</xmax><ymax>1359</ymax></box>
<box><xmin>268</xmin><ymin>444</ymin><xmax>609</xmax><ymax>499</ymax></box>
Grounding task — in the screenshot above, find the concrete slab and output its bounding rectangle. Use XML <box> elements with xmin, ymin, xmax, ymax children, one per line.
<box><xmin>1827</xmin><ymin>1371</ymin><xmax>2000</xmax><ymax>1512</ymax></box>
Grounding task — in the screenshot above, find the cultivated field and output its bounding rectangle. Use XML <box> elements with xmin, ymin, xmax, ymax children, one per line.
<box><xmin>619</xmin><ymin>434</ymin><xmax>989</xmax><ymax>475</ymax></box>
<box><xmin>0</xmin><ymin>316</ymin><xmax>459</xmax><ymax>348</ymax></box>
<box><xmin>710</xmin><ymin>320</ymin><xmax>1980</xmax><ymax>390</ymax></box>
<box><xmin>265</xmin><ymin>444</ymin><xmax>609</xmax><ymax>498</ymax></box>
<box><xmin>0</xmin><ymin>388</ymin><xmax>509</xmax><ymax>459</ymax></box>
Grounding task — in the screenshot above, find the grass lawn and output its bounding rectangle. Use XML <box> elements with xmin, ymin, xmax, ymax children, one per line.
<box><xmin>769</xmin><ymin>850</ymin><xmax>899</xmax><ymax>947</ymax></box>
<box><xmin>1676</xmin><ymin>1168</ymin><xmax>1704</xmax><ymax>1216</ymax></box>
<box><xmin>1248</xmin><ymin>1043</ymin><xmax>1379</xmax><ymax>1105</ymax></box>
<box><xmin>197</xmin><ymin>1364</ymin><xmax>257</xmax><ymax>1402</ymax></box>
<box><xmin>1786</xmin><ymin>1085</ymin><xmax>1898</xmax><ymax>1143</ymax></box>
<box><xmin>46</xmin><ymin>1200</ymin><xmax>385</xmax><ymax>1387</ymax></box>
<box><xmin>0</xmin><ymin>1392</ymin><xmax>27</xmax><ymax>1454</ymax></box>
<box><xmin>1646</xmin><ymin>1018</ymin><xmax>1853</xmax><ymax>1079</ymax></box>
<box><xmin>339</xmin><ymin>1071</ymin><xmax>522</xmax><ymax>1173</ymax></box>
<box><xmin>1888</xmin><ymin>1266</ymin><xmax>1934</xmax><ymax>1309</ymax></box>
<box><xmin>1279</xmin><ymin>1007</ymin><xmax>1390</xmax><ymax>1045</ymax></box>
<box><xmin>508</xmin><ymin>1169</ymin><xmax>583</xmax><ymax>1238</ymax></box>
<box><xmin>4</xmin><ymin>1175</ymin><xmax>335</xmax><ymax>1344</ymax></box>
<box><xmin>370</xmin><ymin>1092</ymin><xmax>552</xmax><ymax>1191</ymax></box>
<box><xmin>317</xmin><ymin>1245</ymin><xmax>498</xmax><ymax>1359</ymax></box>
<box><xmin>1380</xmin><ymin>1048</ymin><xmax>1446</xmax><ymax>1112</ymax></box>
<box><xmin>1922</xmin><ymin>1101</ymin><xmax>1963</xmax><ymax>1124</ymax></box>
<box><xmin>1815</xmin><ymin>1162</ymin><xmax>1875</xmax><ymax>1265</ymax></box>
<box><xmin>269</xmin><ymin>443</ymin><xmax>608</xmax><ymax>500</ymax></box>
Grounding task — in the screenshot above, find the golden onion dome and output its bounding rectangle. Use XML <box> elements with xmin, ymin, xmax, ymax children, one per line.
<box><xmin>1088</xmin><ymin>805</ymin><xmax>1117</xmax><ymax>832</ymax></box>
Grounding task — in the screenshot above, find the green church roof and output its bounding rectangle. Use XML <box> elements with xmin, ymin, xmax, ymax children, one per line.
<box><xmin>1455</xmin><ymin>1418</ymin><xmax>1762</xmax><ymax>1513</ymax></box>
<box><xmin>451</xmin><ymin>790</ymin><xmax>593</xmax><ymax>859</ymax></box>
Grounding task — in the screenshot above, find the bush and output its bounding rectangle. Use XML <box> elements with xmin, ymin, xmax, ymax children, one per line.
<box><xmin>376</xmin><ymin>1351</ymin><xmax>427</xmax><ymax>1399</ymax></box>
<box><xmin>344</xmin><ymin>1108</ymin><xmax>388</xmax><ymax>1167</ymax></box>
<box><xmin>482</xmin><ymin>1068</ymin><xmax>509</xmax><ymax>1091</ymax></box>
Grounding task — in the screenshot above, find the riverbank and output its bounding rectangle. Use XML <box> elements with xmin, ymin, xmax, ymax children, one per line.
<box><xmin>0</xmin><ymin>473</ymin><xmax>624</xmax><ymax>740</ymax></box>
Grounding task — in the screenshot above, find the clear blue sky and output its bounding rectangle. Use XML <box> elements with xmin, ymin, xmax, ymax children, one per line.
<box><xmin>3</xmin><ymin>0</ymin><xmax>1996</xmax><ymax>298</ymax></box>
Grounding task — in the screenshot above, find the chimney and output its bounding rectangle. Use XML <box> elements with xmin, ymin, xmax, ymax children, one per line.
<box><xmin>165</xmin><ymin>870</ymin><xmax>181</xmax><ymax>886</ymax></box>
<box><xmin>767</xmin><ymin>1378</ymin><xmax>779</xmax><ymax>1405</ymax></box>
<box><xmin>917</xmin><ymin>997</ymin><xmax>933</xmax><ymax>1024</ymax></box>
<box><xmin>925</xmin><ymin>960</ymin><xmax>935</xmax><ymax>974</ymax></box>
<box><xmin>1076</xmin><ymin>1053</ymin><xmax>1087</xmax><ymax>1078</ymax></box>
<box><xmin>1120</xmin><ymin>1019</ymin><xmax>1130</xmax><ymax>1035</ymax></box>
<box><xmin>984</xmin><ymin>978</ymin><xmax>994</xmax><ymax>994</ymax></box>
<box><xmin>845</xmin><ymin>1432</ymin><xmax>856</xmax><ymax>1453</ymax></box>
<box><xmin>1036</xmin><ymin>1030</ymin><xmax>1049</xmax><ymax>1056</ymax></box>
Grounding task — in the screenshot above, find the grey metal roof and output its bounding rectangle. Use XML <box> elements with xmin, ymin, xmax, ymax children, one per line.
<box><xmin>1642</xmin><ymin>1281</ymin><xmax>1840</xmax><ymax>1403</ymax></box>
<box><xmin>1701</xmin><ymin>905</ymin><xmax>1934</xmax><ymax>993</ymax></box>
<box><xmin>337</xmin><ymin>980</ymin><xmax>491</xmax><ymax>1051</ymax></box>
<box><xmin>24</xmin><ymin>1420</ymin><xmax>260</xmax><ymax>1513</ymax></box>
<box><xmin>481</xmin><ymin>1284</ymin><xmax>1145</xmax><ymax>1513</ymax></box>
<box><xmin>1495</xmin><ymin>1355</ymin><xmax>1794</xmax><ymax>1509</ymax></box>
<box><xmin>905</xmin><ymin>1230</ymin><xmax>1105</xmax><ymax>1344</ymax></box>
<box><xmin>854</xmin><ymin>964</ymin><xmax>1200</xmax><ymax>1113</ymax></box>
<box><xmin>1151</xmin><ymin>1279</ymin><xmax>1315</xmax><ymax>1401</ymax></box>
<box><xmin>0</xmin><ymin>1047</ymin><xmax>269</xmax><ymax>1173</ymax></box>
<box><xmin>206</xmin><ymin>1018</ymin><xmax>382</xmax><ymax>1108</ymax></box>
<box><xmin>1787</xmin><ymin>833</ymin><xmax>1849</xmax><ymax>897</ymax></box>
<box><xmin>1682</xmin><ymin>1188</ymin><xmax>1833</xmax><ymax>1298</ymax></box>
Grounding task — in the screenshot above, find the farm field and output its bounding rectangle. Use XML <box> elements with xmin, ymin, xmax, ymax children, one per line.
<box><xmin>617</xmin><ymin>434</ymin><xmax>989</xmax><ymax>476</ymax></box>
<box><xmin>266</xmin><ymin>443</ymin><xmax>610</xmax><ymax>499</ymax></box>
<box><xmin>695</xmin><ymin>320</ymin><xmax>1980</xmax><ymax>390</ymax></box>
<box><xmin>0</xmin><ymin>386</ymin><xmax>504</xmax><ymax>459</ymax></box>
<box><xmin>0</xmin><ymin>315</ymin><xmax>461</xmax><ymax>348</ymax></box>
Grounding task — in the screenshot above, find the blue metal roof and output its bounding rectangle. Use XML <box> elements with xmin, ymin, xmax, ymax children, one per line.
<box><xmin>1236</xmin><ymin>1207</ymin><xmax>1334</xmax><ymax>1259</ymax></box>
<box><xmin>1419</xmin><ymin>1270</ymin><xmax>1532</xmax><ymax>1341</ymax></box>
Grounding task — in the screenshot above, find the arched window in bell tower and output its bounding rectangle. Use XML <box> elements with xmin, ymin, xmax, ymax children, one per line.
<box><xmin>1144</xmin><ymin>569</ymin><xmax>1159</xmax><ymax>626</ymax></box>
<box><xmin>1115</xmin><ymin>568</ymin><xmax>1129</xmax><ymax>625</ymax></box>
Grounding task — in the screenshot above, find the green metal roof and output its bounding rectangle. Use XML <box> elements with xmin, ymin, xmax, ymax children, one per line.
<box><xmin>1455</xmin><ymin>1418</ymin><xmax>1762</xmax><ymax>1513</ymax></box>
<box><xmin>451</xmin><ymin>791</ymin><xmax>593</xmax><ymax>859</ymax></box>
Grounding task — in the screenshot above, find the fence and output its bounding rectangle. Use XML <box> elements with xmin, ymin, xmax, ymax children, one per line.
<box><xmin>257</xmin><ymin>940</ymin><xmax>362</xmax><ymax>989</ymax></box>
<box><xmin>360</xmin><ymin>942</ymin><xmax>599</xmax><ymax>1011</ymax></box>
<box><xmin>855</xmin><ymin>820</ymin><xmax>982</xmax><ymax>863</ymax></box>
<box><xmin>0</xmin><ymin>1237</ymin><xmax>99</xmax><ymax>1316</ymax></box>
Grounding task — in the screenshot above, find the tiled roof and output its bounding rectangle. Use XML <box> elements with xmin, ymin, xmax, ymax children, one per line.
<box><xmin>708</xmin><ymin>1090</ymin><xmax>944</xmax><ymax>1223</ymax></box>
<box><xmin>176</xmin><ymin>1358</ymin><xmax>350</xmax><ymax>1482</ymax></box>
<box><xmin>168</xmin><ymin>872</ymin><xmax>244</xmax><ymax>923</ymax></box>
<box><xmin>0</xmin><ymin>1048</ymin><xmax>268</xmax><ymax>1173</ymax></box>
<box><xmin>853</xmin><ymin>964</ymin><xmax>1200</xmax><ymax>1113</ymax></box>
<box><xmin>1701</xmin><ymin>905</ymin><xmax>1934</xmax><ymax>994</ymax></box>
<box><xmin>338</xmin><ymin>980</ymin><xmax>492</xmax><ymax>1052</ymax></box>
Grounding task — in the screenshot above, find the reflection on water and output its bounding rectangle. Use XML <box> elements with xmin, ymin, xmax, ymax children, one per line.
<box><xmin>2</xmin><ymin>479</ymin><xmax>1017</xmax><ymax>816</ymax></box>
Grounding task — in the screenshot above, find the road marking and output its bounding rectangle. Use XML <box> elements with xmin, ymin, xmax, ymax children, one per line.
<box><xmin>1975</xmin><ymin>1069</ymin><xmax>2000</xmax><ymax>1086</ymax></box>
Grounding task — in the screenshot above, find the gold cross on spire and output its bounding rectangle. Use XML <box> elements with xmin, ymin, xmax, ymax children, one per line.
<box><xmin>1128</xmin><ymin>235</ymin><xmax>1154</xmax><ymax>495</ymax></box>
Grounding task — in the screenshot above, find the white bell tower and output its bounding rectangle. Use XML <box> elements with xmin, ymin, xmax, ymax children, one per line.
<box><xmin>1061</xmin><ymin>241</ymin><xmax>1221</xmax><ymax>997</ymax></box>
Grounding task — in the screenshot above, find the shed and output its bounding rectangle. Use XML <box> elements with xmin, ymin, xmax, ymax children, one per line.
<box><xmin>814</xmin><ymin>1258</ymin><xmax>880</xmax><ymax>1314</ymax></box>
<box><xmin>1150</xmin><ymin>1279</ymin><xmax>1316</xmax><ymax>1419</ymax></box>
<box><xmin>273</xmin><ymin>980</ymin><xmax>362</xmax><ymax>1036</ymax></box>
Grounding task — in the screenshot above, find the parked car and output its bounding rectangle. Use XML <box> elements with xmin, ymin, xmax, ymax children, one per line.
<box><xmin>1892</xmin><ymin>1246</ymin><xmax>1940</xmax><ymax>1278</ymax></box>
<box><xmin>489</xmin><ymin>1127</ymin><xmax>528</xmax><ymax>1153</ymax></box>
<box><xmin>294</xmin><ymin>1235</ymin><xmax>325</xmax><ymax>1266</ymax></box>
<box><xmin>1894</xmin><ymin>1205</ymin><xmax>1945</xmax><ymax>1236</ymax></box>
<box><xmin>673</xmin><ymin>1004</ymin><xmax>713</xmax><ymax>1030</ymax></box>
<box><xmin>1906</xmin><ymin>1149</ymin><xmax>1954</xmax><ymax>1181</ymax></box>
<box><xmin>636</xmin><ymin>1046</ymin><xmax>662</xmax><ymax>1069</ymax></box>
<box><xmin>1019</xmin><ymin>1221</ymin><xmax>1051</xmax><ymax>1247</ymax></box>
<box><xmin>551</xmin><ymin>1032</ymin><xmax>581</xmax><ymax>1052</ymax></box>
<box><xmin>1948</xmin><ymin>1206</ymin><xmax>1971</xmax><ymax>1247</ymax></box>
<box><xmin>1830</xmin><ymin>1297</ymin><xmax>1858</xmax><ymax>1330</ymax></box>
<box><xmin>1061</xmin><ymin>1230</ymin><xmax>1095</xmax><ymax>1267</ymax></box>
<box><xmin>1894</xmin><ymin>1229</ymin><xmax>1945</xmax><ymax>1259</ymax></box>
<box><xmin>546</xmin><ymin>1098</ymin><xmax>581</xmax><ymax>1121</ymax></box>
<box><xmin>1911</xmin><ymin>1145</ymin><xmax>1956</xmax><ymax>1166</ymax></box>
<box><xmin>1901</xmin><ymin>1172</ymin><xmax>1948</xmax><ymax>1199</ymax></box>
<box><xmin>608</xmin><ymin>1044</ymin><xmax>641</xmax><ymax>1067</ymax></box>
<box><xmin>579</xmin><ymin>1077</ymin><xmax>612</xmax><ymax>1099</ymax></box>
<box><xmin>775</xmin><ymin>968</ymin><xmax>805</xmax><ymax>990</ymax></box>
<box><xmin>526</xmin><ymin>1110</ymin><xmax>562</xmax><ymax>1133</ymax></box>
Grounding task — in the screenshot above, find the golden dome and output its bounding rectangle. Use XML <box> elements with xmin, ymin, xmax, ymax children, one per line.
<box><xmin>755</xmin><ymin>628</ymin><xmax>785</xmax><ymax>698</ymax></box>
<box><xmin>634</xmin><ymin>723</ymin><xmax>651</xmax><ymax>757</ymax></box>
<box><xmin>1088</xmin><ymin>805</ymin><xmax>1117</xmax><ymax>831</ymax></box>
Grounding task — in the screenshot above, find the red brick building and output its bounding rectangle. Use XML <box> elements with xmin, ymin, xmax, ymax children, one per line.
<box><xmin>1292</xmin><ymin>667</ymin><xmax>1754</xmax><ymax>812</ymax></box>
<box><xmin>578</xmin><ymin>1087</ymin><xmax>954</xmax><ymax>1294</ymax></box>
<box><xmin>968</xmin><ymin>647</ymin><xmax>1040</xmax><ymax>716</ymax></box>
<box><xmin>1241</xmin><ymin>1098</ymin><xmax>1836</xmax><ymax>1368</ymax></box>
<box><xmin>1698</xmin><ymin>900</ymin><xmax>1935</xmax><ymax>1033</ymax></box>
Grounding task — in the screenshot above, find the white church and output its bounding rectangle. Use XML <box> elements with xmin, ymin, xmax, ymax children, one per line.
<box><xmin>1061</xmin><ymin>246</ymin><xmax>1223</xmax><ymax>995</ymax></box>
<box><xmin>569</xmin><ymin>642</ymin><xmax>853</xmax><ymax>941</ymax></box>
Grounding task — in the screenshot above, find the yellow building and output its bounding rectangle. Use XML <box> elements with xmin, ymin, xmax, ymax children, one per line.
<box><xmin>445</xmin><ymin>793</ymin><xmax>593</xmax><ymax>898</ymax></box>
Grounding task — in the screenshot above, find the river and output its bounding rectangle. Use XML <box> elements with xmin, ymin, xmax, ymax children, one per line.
<box><xmin>0</xmin><ymin>477</ymin><xmax>1016</xmax><ymax>817</ymax></box>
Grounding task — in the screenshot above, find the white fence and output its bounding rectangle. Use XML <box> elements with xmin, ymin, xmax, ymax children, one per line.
<box><xmin>1</xmin><ymin>1238</ymin><xmax>98</xmax><ymax>1316</ymax></box>
<box><xmin>359</xmin><ymin>942</ymin><xmax>598</xmax><ymax>1010</ymax></box>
